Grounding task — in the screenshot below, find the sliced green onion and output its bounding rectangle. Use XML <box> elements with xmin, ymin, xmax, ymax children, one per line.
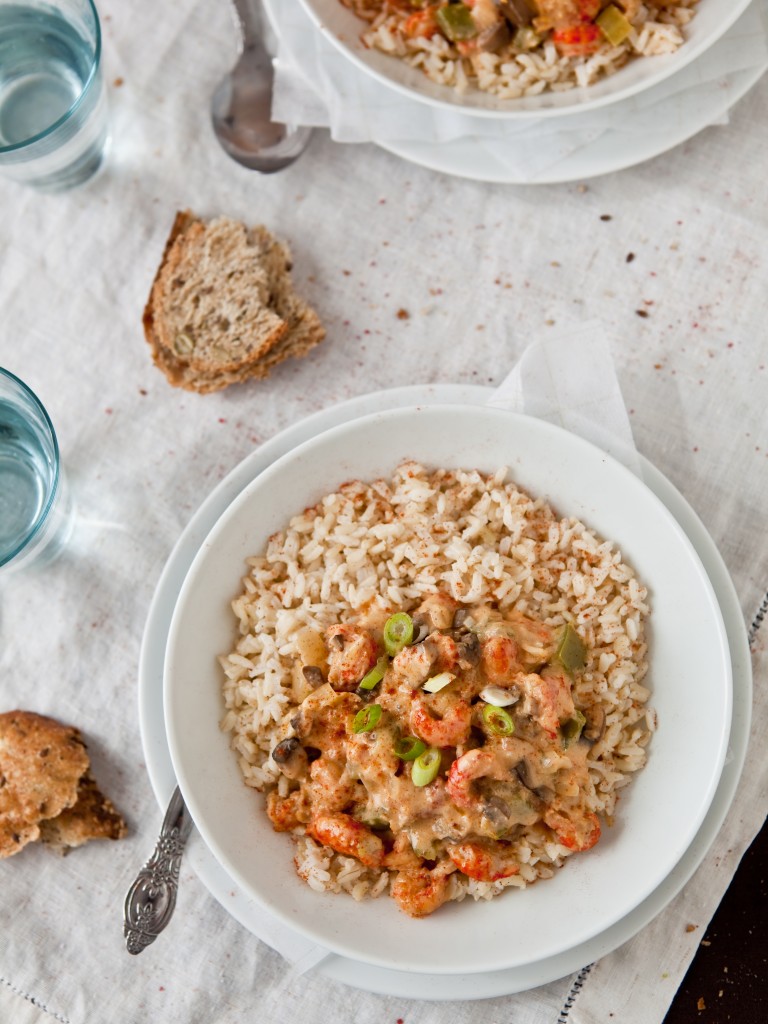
<box><xmin>359</xmin><ymin>656</ymin><xmax>388</xmax><ymax>691</ymax></box>
<box><xmin>555</xmin><ymin>623</ymin><xmax>587</xmax><ymax>675</ymax></box>
<box><xmin>482</xmin><ymin>704</ymin><xmax>515</xmax><ymax>737</ymax></box>
<box><xmin>422</xmin><ymin>671</ymin><xmax>455</xmax><ymax>694</ymax></box>
<box><xmin>560</xmin><ymin>709</ymin><xmax>587</xmax><ymax>748</ymax></box>
<box><xmin>411</xmin><ymin>746</ymin><xmax>441</xmax><ymax>787</ymax></box>
<box><xmin>383</xmin><ymin>612</ymin><xmax>414</xmax><ymax>657</ymax></box>
<box><xmin>352</xmin><ymin>704</ymin><xmax>382</xmax><ymax>734</ymax></box>
<box><xmin>394</xmin><ymin>735</ymin><xmax>427</xmax><ymax>761</ymax></box>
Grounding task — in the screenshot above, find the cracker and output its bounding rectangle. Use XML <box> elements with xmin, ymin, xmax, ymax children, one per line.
<box><xmin>0</xmin><ymin>711</ymin><xmax>126</xmax><ymax>858</ymax></box>
<box><xmin>0</xmin><ymin>711</ymin><xmax>88</xmax><ymax>858</ymax></box>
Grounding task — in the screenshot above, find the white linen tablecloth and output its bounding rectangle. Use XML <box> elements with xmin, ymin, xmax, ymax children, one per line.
<box><xmin>0</xmin><ymin>1</ymin><xmax>766</xmax><ymax>1022</ymax></box>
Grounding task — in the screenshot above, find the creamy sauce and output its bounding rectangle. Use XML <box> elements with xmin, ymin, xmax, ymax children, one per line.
<box><xmin>267</xmin><ymin>593</ymin><xmax>602</xmax><ymax>916</ymax></box>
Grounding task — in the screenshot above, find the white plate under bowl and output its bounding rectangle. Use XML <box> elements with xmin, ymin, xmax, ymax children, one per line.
<box><xmin>139</xmin><ymin>384</ymin><xmax>751</xmax><ymax>999</ymax></box>
<box><xmin>297</xmin><ymin>0</ymin><xmax>753</xmax><ymax>119</ymax></box>
<box><xmin>163</xmin><ymin>404</ymin><xmax>731</xmax><ymax>977</ymax></box>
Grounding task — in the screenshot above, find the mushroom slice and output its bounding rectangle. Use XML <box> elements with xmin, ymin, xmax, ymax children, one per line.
<box><xmin>302</xmin><ymin>666</ymin><xmax>325</xmax><ymax>689</ymax></box>
<box><xmin>498</xmin><ymin>0</ymin><xmax>537</xmax><ymax>28</ymax></box>
<box><xmin>271</xmin><ymin>737</ymin><xmax>309</xmax><ymax>780</ymax></box>
<box><xmin>476</xmin><ymin>18</ymin><xmax>511</xmax><ymax>51</ymax></box>
<box><xmin>582</xmin><ymin>705</ymin><xmax>606</xmax><ymax>743</ymax></box>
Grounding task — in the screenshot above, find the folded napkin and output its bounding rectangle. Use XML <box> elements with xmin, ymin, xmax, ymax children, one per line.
<box><xmin>270</xmin><ymin>1</ymin><xmax>768</xmax><ymax>179</ymax></box>
<box><xmin>487</xmin><ymin>321</ymin><xmax>641</xmax><ymax>477</ymax></box>
<box><xmin>223</xmin><ymin>321</ymin><xmax>639</xmax><ymax>981</ymax></box>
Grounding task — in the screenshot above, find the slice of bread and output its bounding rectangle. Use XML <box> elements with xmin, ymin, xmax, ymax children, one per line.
<box><xmin>0</xmin><ymin>711</ymin><xmax>126</xmax><ymax>859</ymax></box>
<box><xmin>143</xmin><ymin>211</ymin><xmax>325</xmax><ymax>393</ymax></box>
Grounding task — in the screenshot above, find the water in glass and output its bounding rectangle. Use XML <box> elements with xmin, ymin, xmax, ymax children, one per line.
<box><xmin>0</xmin><ymin>396</ymin><xmax>56</xmax><ymax>557</ymax></box>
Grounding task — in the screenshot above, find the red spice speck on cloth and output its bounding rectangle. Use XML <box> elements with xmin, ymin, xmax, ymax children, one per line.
<box><xmin>218</xmin><ymin>418</ymin><xmax>227</xmax><ymax>424</ymax></box>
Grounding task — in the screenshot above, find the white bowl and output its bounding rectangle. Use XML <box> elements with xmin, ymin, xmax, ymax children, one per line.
<box><xmin>164</xmin><ymin>406</ymin><xmax>731</xmax><ymax>974</ymax></box>
<box><xmin>295</xmin><ymin>0</ymin><xmax>753</xmax><ymax>119</ymax></box>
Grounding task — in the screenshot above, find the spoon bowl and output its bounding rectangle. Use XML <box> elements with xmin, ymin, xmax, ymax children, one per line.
<box><xmin>212</xmin><ymin>0</ymin><xmax>312</xmax><ymax>173</ymax></box>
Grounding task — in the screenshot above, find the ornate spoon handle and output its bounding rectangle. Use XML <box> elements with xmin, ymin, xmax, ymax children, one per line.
<box><xmin>123</xmin><ymin>786</ymin><xmax>193</xmax><ymax>954</ymax></box>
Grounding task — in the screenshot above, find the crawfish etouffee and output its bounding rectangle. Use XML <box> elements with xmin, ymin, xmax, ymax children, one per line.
<box><xmin>220</xmin><ymin>463</ymin><xmax>653</xmax><ymax>917</ymax></box>
<box><xmin>341</xmin><ymin>0</ymin><xmax>700</xmax><ymax>99</ymax></box>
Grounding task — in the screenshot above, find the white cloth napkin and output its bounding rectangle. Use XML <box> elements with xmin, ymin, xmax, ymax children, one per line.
<box><xmin>487</xmin><ymin>321</ymin><xmax>641</xmax><ymax>477</ymax></box>
<box><xmin>270</xmin><ymin>1</ymin><xmax>768</xmax><ymax>179</ymax></box>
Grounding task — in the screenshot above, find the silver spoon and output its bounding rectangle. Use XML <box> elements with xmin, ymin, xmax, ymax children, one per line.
<box><xmin>211</xmin><ymin>0</ymin><xmax>313</xmax><ymax>173</ymax></box>
<box><xmin>123</xmin><ymin>786</ymin><xmax>193</xmax><ymax>954</ymax></box>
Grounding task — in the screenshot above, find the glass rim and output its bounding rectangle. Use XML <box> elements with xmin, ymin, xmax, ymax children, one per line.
<box><xmin>0</xmin><ymin>366</ymin><xmax>61</xmax><ymax>568</ymax></box>
<box><xmin>0</xmin><ymin>0</ymin><xmax>102</xmax><ymax>156</ymax></box>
